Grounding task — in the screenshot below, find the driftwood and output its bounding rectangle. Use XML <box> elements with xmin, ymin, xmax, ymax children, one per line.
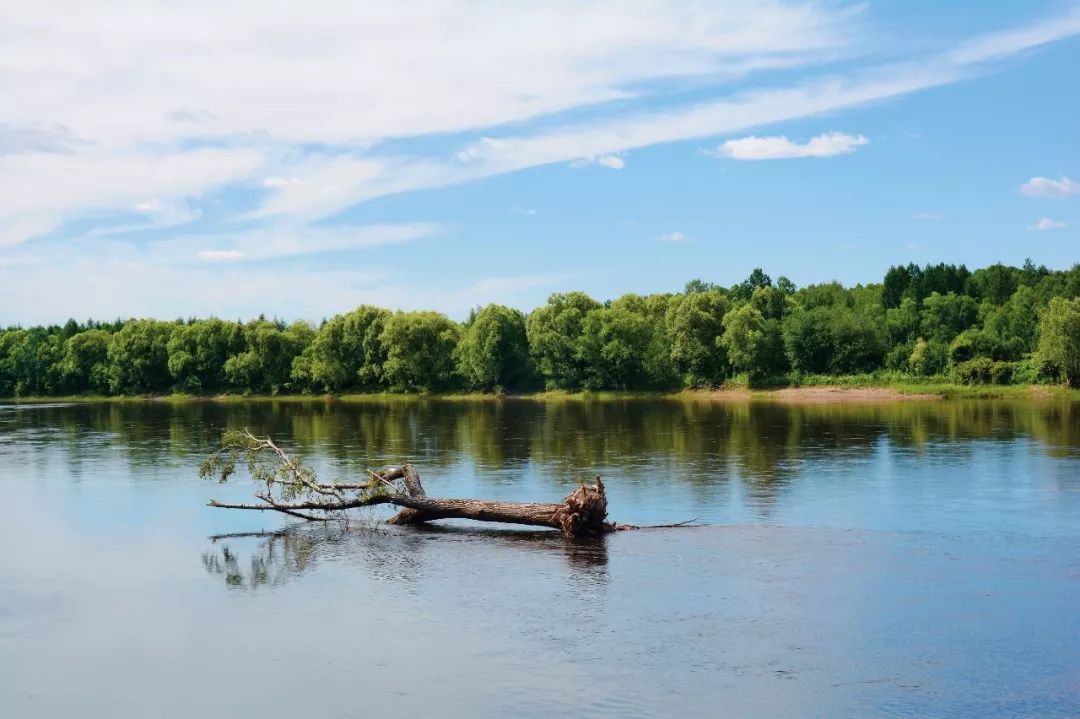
<box><xmin>203</xmin><ymin>430</ymin><xmax>650</xmax><ymax>537</ymax></box>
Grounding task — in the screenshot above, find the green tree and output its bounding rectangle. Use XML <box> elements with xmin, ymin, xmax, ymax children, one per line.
<box><xmin>579</xmin><ymin>294</ymin><xmax>676</xmax><ymax>390</ymax></box>
<box><xmin>380</xmin><ymin>311</ymin><xmax>462</xmax><ymax>391</ymax></box>
<box><xmin>783</xmin><ymin>306</ymin><xmax>885</xmax><ymax>374</ymax></box>
<box><xmin>750</xmin><ymin>285</ymin><xmax>790</xmax><ymax>321</ymax></box>
<box><xmin>720</xmin><ymin>304</ymin><xmax>784</xmax><ymax>379</ymax></box>
<box><xmin>908</xmin><ymin>337</ymin><xmax>947</xmax><ymax>376</ymax></box>
<box><xmin>1036</xmin><ymin>297</ymin><xmax>1080</xmax><ymax>387</ymax></box>
<box><xmin>107</xmin><ymin>319</ymin><xmax>175</xmax><ymax>394</ymax></box>
<box><xmin>920</xmin><ymin>292</ymin><xmax>978</xmax><ymax>343</ymax></box>
<box><xmin>967</xmin><ymin>263</ymin><xmax>1019</xmax><ymax>306</ymax></box>
<box><xmin>782</xmin><ymin>307</ymin><xmax>833</xmax><ymax>373</ymax></box>
<box><xmin>225</xmin><ymin>320</ymin><xmax>314</xmax><ymax>394</ymax></box>
<box><xmin>882</xmin><ymin>263</ymin><xmax>918</xmax><ymax>308</ymax></box>
<box><xmin>61</xmin><ymin>329</ymin><xmax>112</xmax><ymax>394</ymax></box>
<box><xmin>666</xmin><ymin>290</ymin><xmax>730</xmax><ymax>386</ymax></box>
<box><xmin>456</xmin><ymin>304</ymin><xmax>532</xmax><ymax>392</ymax></box>
<box><xmin>982</xmin><ymin>285</ymin><xmax>1040</xmax><ymax>354</ymax></box>
<box><xmin>732</xmin><ymin>268</ymin><xmax>772</xmax><ymax>301</ymax></box>
<box><xmin>297</xmin><ymin>306</ymin><xmax>390</xmax><ymax>393</ymax></box>
<box><xmin>167</xmin><ymin>319</ymin><xmax>245</xmax><ymax>393</ymax></box>
<box><xmin>526</xmin><ymin>292</ymin><xmax>602</xmax><ymax>390</ymax></box>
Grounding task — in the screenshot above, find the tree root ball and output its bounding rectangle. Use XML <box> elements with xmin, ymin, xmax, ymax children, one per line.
<box><xmin>555</xmin><ymin>476</ymin><xmax>609</xmax><ymax>537</ymax></box>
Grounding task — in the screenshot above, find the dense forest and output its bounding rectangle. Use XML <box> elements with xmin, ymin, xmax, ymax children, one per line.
<box><xmin>4</xmin><ymin>260</ymin><xmax>1080</xmax><ymax>398</ymax></box>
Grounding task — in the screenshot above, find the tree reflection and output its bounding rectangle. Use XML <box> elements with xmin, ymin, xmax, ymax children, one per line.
<box><xmin>6</xmin><ymin>396</ymin><xmax>1080</xmax><ymax>507</ymax></box>
<box><xmin>201</xmin><ymin>521</ymin><xmax>609</xmax><ymax>592</ymax></box>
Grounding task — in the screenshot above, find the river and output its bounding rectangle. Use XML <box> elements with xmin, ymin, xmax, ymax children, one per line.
<box><xmin>1</xmin><ymin>398</ymin><xmax>1077</xmax><ymax>717</ymax></box>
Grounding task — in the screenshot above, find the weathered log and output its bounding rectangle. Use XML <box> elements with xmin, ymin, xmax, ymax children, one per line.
<box><xmin>387</xmin><ymin>472</ymin><xmax>611</xmax><ymax>536</ymax></box>
<box><xmin>203</xmin><ymin>432</ymin><xmax>617</xmax><ymax>537</ymax></box>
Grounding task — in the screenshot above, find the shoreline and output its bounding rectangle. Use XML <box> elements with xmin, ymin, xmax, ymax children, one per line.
<box><xmin>3</xmin><ymin>384</ymin><xmax>1078</xmax><ymax>405</ymax></box>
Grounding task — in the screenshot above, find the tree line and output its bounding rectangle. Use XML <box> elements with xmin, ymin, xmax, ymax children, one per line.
<box><xmin>4</xmin><ymin>260</ymin><xmax>1080</xmax><ymax>397</ymax></box>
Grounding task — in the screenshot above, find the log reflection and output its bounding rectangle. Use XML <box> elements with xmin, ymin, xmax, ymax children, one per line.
<box><xmin>201</xmin><ymin>521</ymin><xmax>608</xmax><ymax>591</ymax></box>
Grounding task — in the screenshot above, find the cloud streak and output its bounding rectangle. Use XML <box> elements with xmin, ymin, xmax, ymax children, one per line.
<box><xmin>1029</xmin><ymin>218</ymin><xmax>1066</xmax><ymax>231</ymax></box>
<box><xmin>1022</xmin><ymin>176</ymin><xmax>1080</xmax><ymax>198</ymax></box>
<box><xmin>709</xmin><ymin>132</ymin><xmax>867</xmax><ymax>160</ymax></box>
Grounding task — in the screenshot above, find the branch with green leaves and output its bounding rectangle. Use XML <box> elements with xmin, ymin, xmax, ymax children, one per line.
<box><xmin>201</xmin><ymin>430</ymin><xmax>409</xmax><ymax>521</ymax></box>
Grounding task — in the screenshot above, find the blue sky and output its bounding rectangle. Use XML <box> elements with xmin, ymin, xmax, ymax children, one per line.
<box><xmin>1</xmin><ymin>1</ymin><xmax>1078</xmax><ymax>325</ymax></box>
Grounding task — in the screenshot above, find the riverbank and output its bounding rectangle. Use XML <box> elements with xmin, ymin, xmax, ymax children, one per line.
<box><xmin>4</xmin><ymin>383</ymin><xmax>1079</xmax><ymax>404</ymax></box>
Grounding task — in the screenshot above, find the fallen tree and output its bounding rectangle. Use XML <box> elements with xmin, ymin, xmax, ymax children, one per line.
<box><xmin>202</xmin><ymin>430</ymin><xmax>678</xmax><ymax>537</ymax></box>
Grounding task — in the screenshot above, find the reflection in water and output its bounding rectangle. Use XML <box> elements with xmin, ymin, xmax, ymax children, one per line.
<box><xmin>202</xmin><ymin>523</ymin><xmax>609</xmax><ymax>591</ymax></box>
<box><xmin>4</xmin><ymin>396</ymin><xmax>1079</xmax><ymax>493</ymax></box>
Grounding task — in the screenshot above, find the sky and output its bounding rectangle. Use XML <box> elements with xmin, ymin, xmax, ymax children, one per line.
<box><xmin>1</xmin><ymin>0</ymin><xmax>1079</xmax><ymax>326</ymax></box>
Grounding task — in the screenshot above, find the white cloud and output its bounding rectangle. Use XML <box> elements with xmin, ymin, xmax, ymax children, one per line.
<box><xmin>589</xmin><ymin>154</ymin><xmax>626</xmax><ymax>170</ymax></box>
<box><xmin>155</xmin><ymin>222</ymin><xmax>441</xmax><ymax>262</ymax></box>
<box><xmin>261</xmin><ymin>176</ymin><xmax>300</xmax><ymax>189</ymax></box>
<box><xmin>596</xmin><ymin>154</ymin><xmax>626</xmax><ymax>170</ymax></box>
<box><xmin>914</xmin><ymin>212</ymin><xmax>946</xmax><ymax>220</ymax></box>
<box><xmin>1</xmin><ymin>2</ymin><xmax>855</xmax><ymax>148</ymax></box>
<box><xmin>710</xmin><ymin>131</ymin><xmax>867</xmax><ymax>160</ymax></box>
<box><xmin>197</xmin><ymin>250</ymin><xmax>246</xmax><ymax>261</ymax></box>
<box><xmin>660</xmin><ymin>231</ymin><xmax>692</xmax><ymax>242</ymax></box>
<box><xmin>0</xmin><ymin>148</ymin><xmax>262</xmax><ymax>245</ymax></box>
<box><xmin>1021</xmin><ymin>176</ymin><xmax>1080</xmax><ymax>198</ymax></box>
<box><xmin>90</xmin><ymin>199</ymin><xmax>203</xmax><ymax>237</ymax></box>
<box><xmin>1029</xmin><ymin>218</ymin><xmax>1066</xmax><ymax>231</ymax></box>
<box><xmin>0</xmin><ymin>123</ymin><xmax>87</xmax><ymax>155</ymax></box>
<box><xmin>569</xmin><ymin>153</ymin><xmax>626</xmax><ymax>169</ymax></box>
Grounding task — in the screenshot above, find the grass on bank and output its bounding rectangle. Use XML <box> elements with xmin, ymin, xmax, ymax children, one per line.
<box><xmin>4</xmin><ymin>375</ymin><xmax>1080</xmax><ymax>404</ymax></box>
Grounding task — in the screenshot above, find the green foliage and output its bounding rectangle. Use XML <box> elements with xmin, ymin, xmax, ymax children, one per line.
<box><xmin>732</xmin><ymin>267</ymin><xmax>772</xmax><ymax>301</ymax></box>
<box><xmin>967</xmin><ymin>263</ymin><xmax>1019</xmax><ymax>305</ymax></box>
<box><xmin>380</xmin><ymin>311</ymin><xmax>462</xmax><ymax>391</ymax></box>
<box><xmin>666</xmin><ymin>290</ymin><xmax>730</xmax><ymax>386</ymax></box>
<box><xmin>4</xmin><ymin>260</ymin><xmax>1080</xmax><ymax>398</ymax></box>
<box><xmin>783</xmin><ymin>306</ymin><xmax>885</xmax><ymax>374</ymax></box>
<box><xmin>167</xmin><ymin>319</ymin><xmax>245</xmax><ymax>393</ymax></box>
<box><xmin>224</xmin><ymin>320</ymin><xmax>314</xmax><ymax>394</ymax></box>
<box><xmin>920</xmin><ymin>292</ymin><xmax>978</xmax><ymax>343</ymax></box>
<box><xmin>526</xmin><ymin>292</ymin><xmax>602</xmax><ymax>390</ymax></box>
<box><xmin>456</xmin><ymin>304</ymin><xmax>532</xmax><ymax>392</ymax></box>
<box><xmin>952</xmin><ymin>358</ymin><xmax>1015</xmax><ymax>386</ymax></box>
<box><xmin>296</xmin><ymin>306</ymin><xmax>390</xmax><ymax>393</ymax></box>
<box><xmin>579</xmin><ymin>294</ymin><xmax>677</xmax><ymax>390</ymax></box>
<box><xmin>107</xmin><ymin>319</ymin><xmax>175</xmax><ymax>394</ymax></box>
<box><xmin>720</xmin><ymin>304</ymin><xmax>785</xmax><ymax>379</ymax></box>
<box><xmin>61</xmin><ymin>329</ymin><xmax>111</xmax><ymax>394</ymax></box>
<box><xmin>1036</xmin><ymin>297</ymin><xmax>1080</xmax><ymax>387</ymax></box>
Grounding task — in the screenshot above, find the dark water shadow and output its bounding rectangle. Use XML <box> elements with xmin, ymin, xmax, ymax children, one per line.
<box><xmin>202</xmin><ymin>520</ymin><xmax>609</xmax><ymax>591</ymax></box>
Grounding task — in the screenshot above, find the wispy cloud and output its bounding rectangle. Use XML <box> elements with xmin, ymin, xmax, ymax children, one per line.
<box><xmin>90</xmin><ymin>199</ymin><xmax>203</xmax><ymax>237</ymax></box>
<box><xmin>197</xmin><ymin>250</ymin><xmax>245</xmax><ymax>261</ymax></box>
<box><xmin>1021</xmin><ymin>176</ymin><xmax>1080</xmax><ymax>198</ymax></box>
<box><xmin>1029</xmin><ymin>218</ymin><xmax>1066</xmax><ymax>231</ymax></box>
<box><xmin>709</xmin><ymin>132</ymin><xmax>867</xmax><ymax>160</ymax></box>
<box><xmin>572</xmin><ymin>154</ymin><xmax>626</xmax><ymax>169</ymax></box>
<box><xmin>0</xmin><ymin>148</ymin><xmax>263</xmax><ymax>246</ymax></box>
<box><xmin>659</xmin><ymin>231</ymin><xmax>692</xmax><ymax>242</ymax></box>
<box><xmin>175</xmin><ymin>223</ymin><xmax>442</xmax><ymax>262</ymax></box>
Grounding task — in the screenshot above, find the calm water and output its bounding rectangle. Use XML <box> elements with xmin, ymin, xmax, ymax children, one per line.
<box><xmin>1</xmin><ymin>398</ymin><xmax>1078</xmax><ymax>717</ymax></box>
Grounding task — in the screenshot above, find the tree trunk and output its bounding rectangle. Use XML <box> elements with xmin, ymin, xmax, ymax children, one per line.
<box><xmin>207</xmin><ymin>455</ymin><xmax>615</xmax><ymax>537</ymax></box>
<box><xmin>387</xmin><ymin>465</ymin><xmax>612</xmax><ymax>537</ymax></box>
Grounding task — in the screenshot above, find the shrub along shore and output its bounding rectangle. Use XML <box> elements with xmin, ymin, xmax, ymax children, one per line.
<box><xmin>4</xmin><ymin>261</ymin><xmax>1080</xmax><ymax>400</ymax></box>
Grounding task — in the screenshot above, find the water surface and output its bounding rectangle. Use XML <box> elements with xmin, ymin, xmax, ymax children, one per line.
<box><xmin>1</xmin><ymin>398</ymin><xmax>1078</xmax><ymax>717</ymax></box>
